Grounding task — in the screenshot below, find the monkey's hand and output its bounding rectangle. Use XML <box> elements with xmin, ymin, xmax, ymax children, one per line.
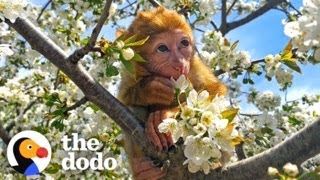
<box><xmin>132</xmin><ymin>157</ymin><xmax>166</xmax><ymax>180</ymax></box>
<box><xmin>138</xmin><ymin>76</ymin><xmax>175</xmax><ymax>106</ymax></box>
<box><xmin>145</xmin><ymin>109</ymin><xmax>177</xmax><ymax>151</ymax></box>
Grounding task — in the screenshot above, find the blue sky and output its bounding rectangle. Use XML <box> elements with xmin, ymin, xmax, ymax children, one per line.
<box><xmin>224</xmin><ymin>1</ymin><xmax>319</xmax><ymax>104</ymax></box>
<box><xmin>28</xmin><ymin>0</ymin><xmax>319</xmax><ymax>109</ymax></box>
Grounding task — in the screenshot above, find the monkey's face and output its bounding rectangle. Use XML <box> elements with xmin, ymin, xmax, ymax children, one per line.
<box><xmin>145</xmin><ymin>29</ymin><xmax>193</xmax><ymax>80</ymax></box>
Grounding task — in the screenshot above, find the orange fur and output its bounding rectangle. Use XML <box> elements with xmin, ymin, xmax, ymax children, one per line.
<box><xmin>118</xmin><ymin>7</ymin><xmax>226</xmax><ymax>106</ymax></box>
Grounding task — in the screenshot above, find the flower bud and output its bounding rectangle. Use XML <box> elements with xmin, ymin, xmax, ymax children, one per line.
<box><xmin>283</xmin><ymin>163</ymin><xmax>299</xmax><ymax>177</ymax></box>
<box><xmin>116</xmin><ymin>40</ymin><xmax>125</xmax><ymax>49</ymax></box>
<box><xmin>122</xmin><ymin>48</ymin><xmax>134</xmax><ymax>61</ymax></box>
<box><xmin>267</xmin><ymin>167</ymin><xmax>279</xmax><ymax>176</ymax></box>
<box><xmin>113</xmin><ymin>52</ymin><xmax>120</xmax><ymax>59</ymax></box>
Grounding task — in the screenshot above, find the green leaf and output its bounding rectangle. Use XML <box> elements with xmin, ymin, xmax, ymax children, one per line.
<box><xmin>281</xmin><ymin>40</ymin><xmax>293</xmax><ymax>60</ymax></box>
<box><xmin>132</xmin><ymin>53</ymin><xmax>146</xmax><ymax>62</ymax></box>
<box><xmin>58</xmin><ymin>123</ymin><xmax>64</xmax><ymax>131</ymax></box>
<box><xmin>56</xmin><ymin>27</ymin><xmax>68</xmax><ymax>33</ymax></box>
<box><xmin>282</xmin><ymin>60</ymin><xmax>302</xmax><ymax>73</ymax></box>
<box><xmin>44</xmin><ymin>163</ymin><xmax>61</xmax><ymax>174</ymax></box>
<box><xmin>116</xmin><ymin>34</ymin><xmax>124</xmax><ymax>41</ymax></box>
<box><xmin>51</xmin><ymin>109</ymin><xmax>65</xmax><ymax>117</ymax></box>
<box><xmin>221</xmin><ymin>109</ymin><xmax>239</xmax><ymax>123</ymax></box>
<box><xmin>288</xmin><ymin>117</ymin><xmax>302</xmax><ymax>126</ymax></box>
<box><xmin>298</xmin><ymin>172</ymin><xmax>320</xmax><ymax>180</ymax></box>
<box><xmin>51</xmin><ymin>120</ymin><xmax>59</xmax><ymax>128</ymax></box>
<box><xmin>120</xmin><ymin>58</ymin><xmax>134</xmax><ymax>74</ymax></box>
<box><xmin>125</xmin><ymin>36</ymin><xmax>150</xmax><ymax>47</ymax></box>
<box><xmin>231</xmin><ymin>40</ymin><xmax>239</xmax><ymax>51</ymax></box>
<box><xmin>88</xmin><ymin>103</ymin><xmax>100</xmax><ymax>112</ymax></box>
<box><xmin>224</xmin><ymin>38</ymin><xmax>230</xmax><ymax>46</ymax></box>
<box><xmin>124</xmin><ymin>34</ymin><xmax>138</xmax><ymax>44</ymax></box>
<box><xmin>80</xmin><ymin>37</ymin><xmax>89</xmax><ymax>46</ymax></box>
<box><xmin>261</xmin><ymin>127</ymin><xmax>274</xmax><ymax>135</ymax></box>
<box><xmin>31</xmin><ymin>126</ymin><xmax>49</xmax><ymax>134</ymax></box>
<box><xmin>105</xmin><ymin>65</ymin><xmax>119</xmax><ymax>77</ymax></box>
<box><xmin>248</xmin><ymin>79</ymin><xmax>254</xmax><ymax>85</ymax></box>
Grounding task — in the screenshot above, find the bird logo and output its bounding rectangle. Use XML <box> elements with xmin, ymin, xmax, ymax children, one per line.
<box><xmin>7</xmin><ymin>130</ymin><xmax>51</xmax><ymax>176</ymax></box>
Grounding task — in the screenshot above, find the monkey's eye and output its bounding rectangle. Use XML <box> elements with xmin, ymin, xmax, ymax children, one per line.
<box><xmin>180</xmin><ymin>39</ymin><xmax>190</xmax><ymax>48</ymax></box>
<box><xmin>156</xmin><ymin>44</ymin><xmax>169</xmax><ymax>53</ymax></box>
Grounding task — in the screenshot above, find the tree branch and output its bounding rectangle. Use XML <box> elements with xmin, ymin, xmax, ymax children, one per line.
<box><xmin>223</xmin><ymin>0</ymin><xmax>286</xmax><ymax>35</ymax></box>
<box><xmin>68</xmin><ymin>0</ymin><xmax>113</xmax><ymax>63</ymax></box>
<box><xmin>6</xmin><ymin>16</ymin><xmax>159</xmax><ymax>159</ymax></box>
<box><xmin>0</xmin><ymin>123</ymin><xmax>10</xmax><ymax>144</ymax></box>
<box><xmin>198</xmin><ymin>118</ymin><xmax>320</xmax><ymax>179</ymax></box>
<box><xmin>220</xmin><ymin>0</ymin><xmax>228</xmax><ymax>33</ymax></box>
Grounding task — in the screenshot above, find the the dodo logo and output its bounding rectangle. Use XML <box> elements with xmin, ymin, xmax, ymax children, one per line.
<box><xmin>7</xmin><ymin>130</ymin><xmax>51</xmax><ymax>176</ymax></box>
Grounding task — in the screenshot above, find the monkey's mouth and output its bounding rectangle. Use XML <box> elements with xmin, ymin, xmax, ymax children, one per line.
<box><xmin>171</xmin><ymin>67</ymin><xmax>189</xmax><ymax>80</ymax></box>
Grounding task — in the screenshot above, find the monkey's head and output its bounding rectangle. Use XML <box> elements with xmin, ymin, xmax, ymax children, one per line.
<box><xmin>124</xmin><ymin>7</ymin><xmax>194</xmax><ymax>80</ymax></box>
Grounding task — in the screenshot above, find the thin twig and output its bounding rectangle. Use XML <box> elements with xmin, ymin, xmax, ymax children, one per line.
<box><xmin>68</xmin><ymin>0</ymin><xmax>113</xmax><ymax>63</ymax></box>
<box><xmin>210</xmin><ymin>21</ymin><xmax>219</xmax><ymax>31</ymax></box>
<box><xmin>239</xmin><ymin>113</ymin><xmax>262</xmax><ymax>117</ymax></box>
<box><xmin>226</xmin><ymin>0</ymin><xmax>239</xmax><ymax>15</ymax></box>
<box><xmin>36</xmin><ymin>0</ymin><xmax>53</xmax><ymax>22</ymax></box>
<box><xmin>54</xmin><ymin>70</ymin><xmax>60</xmax><ymax>89</ymax></box>
<box><xmin>147</xmin><ymin>0</ymin><xmax>161</xmax><ymax>7</ymax></box>
<box><xmin>23</xmin><ymin>84</ymin><xmax>39</xmax><ymax>92</ymax></box>
<box><xmin>287</xmin><ymin>2</ymin><xmax>302</xmax><ymax>16</ymax></box>
<box><xmin>120</xmin><ymin>0</ymin><xmax>137</xmax><ymax>11</ymax></box>
<box><xmin>22</xmin><ymin>100</ymin><xmax>39</xmax><ymax>115</ymax></box>
<box><xmin>0</xmin><ymin>97</ymin><xmax>8</xmax><ymax>103</ymax></box>
<box><xmin>214</xmin><ymin>58</ymin><xmax>265</xmax><ymax>76</ymax></box>
<box><xmin>66</xmin><ymin>97</ymin><xmax>88</xmax><ymax>111</ymax></box>
<box><xmin>195</xmin><ymin>28</ymin><xmax>205</xmax><ymax>33</ymax></box>
<box><xmin>224</xmin><ymin>0</ymin><xmax>286</xmax><ymax>35</ymax></box>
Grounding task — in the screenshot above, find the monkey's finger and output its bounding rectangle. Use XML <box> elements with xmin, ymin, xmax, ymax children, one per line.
<box><xmin>155</xmin><ymin>76</ymin><xmax>174</xmax><ymax>88</ymax></box>
<box><xmin>165</xmin><ymin>132</ymin><xmax>174</xmax><ymax>147</ymax></box>
<box><xmin>133</xmin><ymin>157</ymin><xmax>155</xmax><ymax>172</ymax></box>
<box><xmin>161</xmin><ymin>111</ymin><xmax>174</xmax><ymax>147</ymax></box>
<box><xmin>146</xmin><ymin>113</ymin><xmax>162</xmax><ymax>151</ymax></box>
<box><xmin>135</xmin><ymin>167</ymin><xmax>166</xmax><ymax>180</ymax></box>
<box><xmin>156</xmin><ymin>82</ymin><xmax>175</xmax><ymax>96</ymax></box>
<box><xmin>154</xmin><ymin>111</ymin><xmax>168</xmax><ymax>151</ymax></box>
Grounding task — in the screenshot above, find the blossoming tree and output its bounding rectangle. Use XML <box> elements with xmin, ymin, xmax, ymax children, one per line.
<box><xmin>0</xmin><ymin>0</ymin><xmax>319</xmax><ymax>179</ymax></box>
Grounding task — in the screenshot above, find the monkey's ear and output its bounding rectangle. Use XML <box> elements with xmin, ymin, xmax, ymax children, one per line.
<box><xmin>116</xmin><ymin>28</ymin><xmax>126</xmax><ymax>38</ymax></box>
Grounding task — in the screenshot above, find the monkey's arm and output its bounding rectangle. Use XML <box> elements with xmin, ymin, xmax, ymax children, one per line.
<box><xmin>118</xmin><ymin>73</ymin><xmax>175</xmax><ymax>106</ymax></box>
<box><xmin>188</xmin><ymin>56</ymin><xmax>227</xmax><ymax>96</ymax></box>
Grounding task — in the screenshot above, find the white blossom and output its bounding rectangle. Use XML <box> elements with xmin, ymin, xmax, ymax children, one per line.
<box><xmin>0</xmin><ymin>0</ymin><xmax>27</xmax><ymax>22</ymax></box>
<box><xmin>0</xmin><ymin>44</ymin><xmax>14</xmax><ymax>56</ymax></box>
<box><xmin>158</xmin><ymin>118</ymin><xmax>178</xmax><ymax>134</ymax></box>
<box><xmin>171</xmin><ymin>74</ymin><xmax>190</xmax><ymax>93</ymax></box>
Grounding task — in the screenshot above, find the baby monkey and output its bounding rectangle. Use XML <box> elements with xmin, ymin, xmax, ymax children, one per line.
<box><xmin>118</xmin><ymin>7</ymin><xmax>227</xmax><ymax>179</ymax></box>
